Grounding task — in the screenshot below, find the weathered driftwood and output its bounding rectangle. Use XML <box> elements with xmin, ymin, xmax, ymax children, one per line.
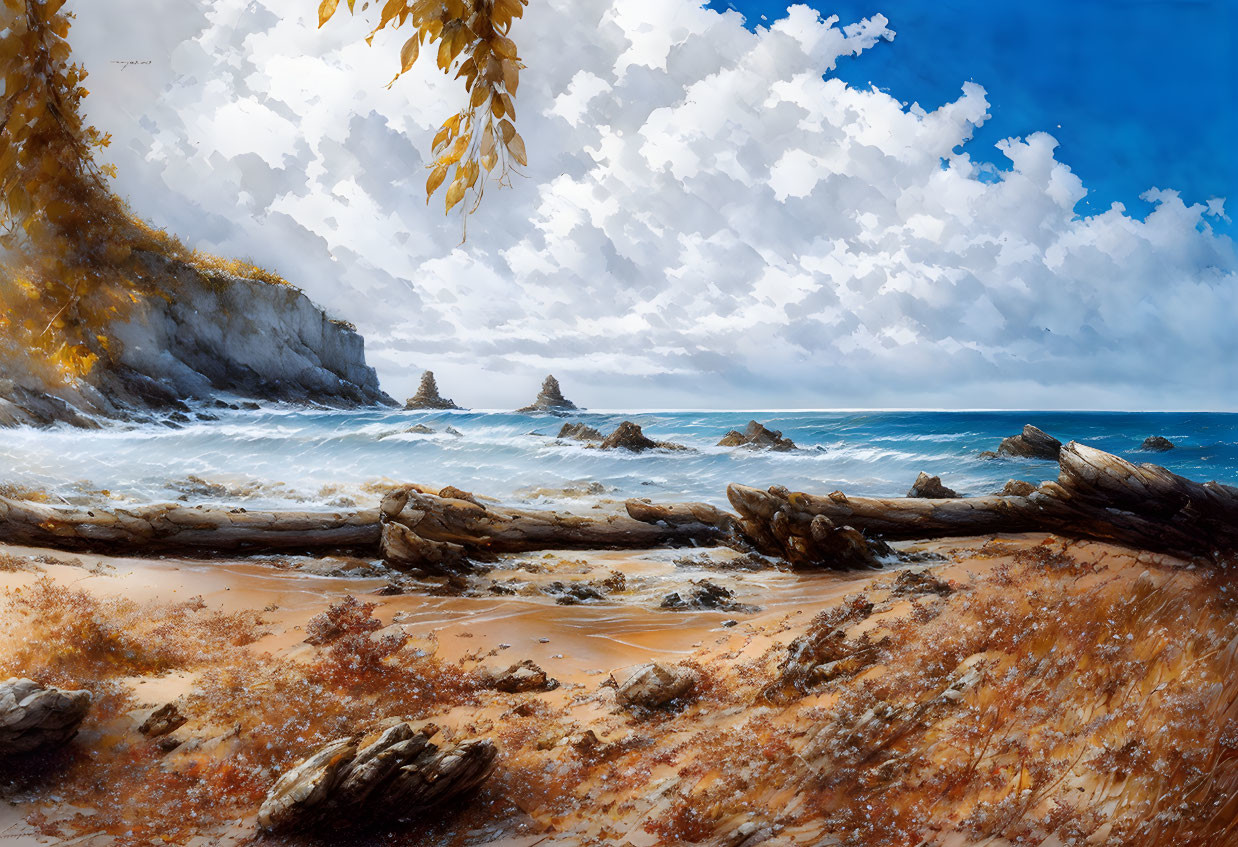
<box><xmin>1</xmin><ymin>678</ymin><xmax>92</xmax><ymax>755</ymax></box>
<box><xmin>729</xmin><ymin>442</ymin><xmax>1238</xmax><ymax>562</ymax></box>
<box><xmin>257</xmin><ymin>722</ymin><xmax>496</xmax><ymax>833</ymax></box>
<box><xmin>378</xmin><ymin>488</ymin><xmax>731</xmax><ymax>571</ymax></box>
<box><xmin>0</xmin><ymin>495</ymin><xmax>380</xmax><ymax>554</ymax></box>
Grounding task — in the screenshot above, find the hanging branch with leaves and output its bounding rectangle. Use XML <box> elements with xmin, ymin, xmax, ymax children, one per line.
<box><xmin>318</xmin><ymin>0</ymin><xmax>529</xmax><ymax>219</ymax></box>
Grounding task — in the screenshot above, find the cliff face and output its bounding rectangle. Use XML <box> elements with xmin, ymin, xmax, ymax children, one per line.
<box><xmin>0</xmin><ymin>252</ymin><xmax>393</xmax><ymax>426</ymax></box>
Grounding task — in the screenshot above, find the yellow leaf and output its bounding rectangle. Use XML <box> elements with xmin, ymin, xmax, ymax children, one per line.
<box><xmin>500</xmin><ymin>92</ymin><xmax>515</xmax><ymax>120</ymax></box>
<box><xmin>432</xmin><ymin>126</ymin><xmax>452</xmax><ymax>152</ymax></box>
<box><xmin>491</xmin><ymin>33</ymin><xmax>517</xmax><ymax>59</ymax></box>
<box><xmin>444</xmin><ymin>178</ymin><xmax>466</xmax><ymax>213</ymax></box>
<box><xmin>318</xmin><ymin>0</ymin><xmax>341</xmax><ymax>27</ymax></box>
<box><xmin>400</xmin><ymin>35</ymin><xmax>419</xmax><ymax>72</ymax></box>
<box><xmin>481</xmin><ymin>149</ymin><xmax>498</xmax><ymax>171</ymax></box>
<box><xmin>490</xmin><ymin>96</ymin><xmax>504</xmax><ymax>119</ymax></box>
<box><xmin>502</xmin><ymin>59</ymin><xmax>519</xmax><ymax>93</ymax></box>
<box><xmin>506</xmin><ymin>131</ymin><xmax>527</xmax><ymax>166</ymax></box>
<box><xmin>498</xmin><ymin>119</ymin><xmax>516</xmax><ymax>143</ymax></box>
<box><xmin>470</xmin><ymin>84</ymin><xmax>489</xmax><ymax>108</ymax></box>
<box><xmin>425</xmin><ymin>164</ymin><xmax>448</xmax><ymax>199</ymax></box>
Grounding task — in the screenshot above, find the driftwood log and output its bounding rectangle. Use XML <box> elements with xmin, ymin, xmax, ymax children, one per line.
<box><xmin>380</xmin><ymin>488</ymin><xmax>733</xmax><ymax>572</ymax></box>
<box><xmin>0</xmin><ymin>496</ymin><xmax>380</xmax><ymax>553</ymax></box>
<box><xmin>729</xmin><ymin>442</ymin><xmax>1238</xmax><ymax>563</ymax></box>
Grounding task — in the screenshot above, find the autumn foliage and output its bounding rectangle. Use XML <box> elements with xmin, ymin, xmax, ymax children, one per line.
<box><xmin>319</xmin><ymin>0</ymin><xmax>529</xmax><ymax>218</ymax></box>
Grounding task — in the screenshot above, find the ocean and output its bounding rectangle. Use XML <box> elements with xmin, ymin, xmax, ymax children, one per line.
<box><xmin>1</xmin><ymin>408</ymin><xmax>1236</xmax><ymax>510</ymax></box>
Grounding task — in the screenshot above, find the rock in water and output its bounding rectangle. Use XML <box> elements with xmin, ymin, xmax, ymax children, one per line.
<box><xmin>257</xmin><ymin>723</ymin><xmax>497</xmax><ymax>833</ymax></box>
<box><xmin>404</xmin><ymin>371</ymin><xmax>462</xmax><ymax>410</ymax></box>
<box><xmin>615</xmin><ymin>663</ymin><xmax>698</xmax><ymax>709</ymax></box>
<box><xmin>600</xmin><ymin>421</ymin><xmax>688</xmax><ymax>452</ymax></box>
<box><xmin>907</xmin><ymin>472</ymin><xmax>959</xmax><ymax>499</ymax></box>
<box><xmin>557</xmin><ymin>422</ymin><xmax>604</xmax><ymax>442</ymax></box>
<box><xmin>1002</xmin><ymin>479</ymin><xmax>1037</xmax><ymax>496</ymax></box>
<box><xmin>0</xmin><ymin>678</ymin><xmax>92</xmax><ymax>755</ymax></box>
<box><xmin>995</xmin><ymin>424</ymin><xmax>1063</xmax><ymax>460</ymax></box>
<box><xmin>480</xmin><ymin>659</ymin><xmax>559</xmax><ymax>693</ymax></box>
<box><xmin>717</xmin><ymin>420</ymin><xmax>796</xmax><ymax>451</ymax></box>
<box><xmin>1141</xmin><ymin>435</ymin><xmax>1175</xmax><ymax>452</ymax></box>
<box><xmin>517</xmin><ymin>375</ymin><xmax>579</xmax><ymax>413</ymax></box>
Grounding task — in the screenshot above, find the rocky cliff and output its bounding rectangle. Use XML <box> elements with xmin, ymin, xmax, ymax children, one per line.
<box><xmin>0</xmin><ymin>252</ymin><xmax>393</xmax><ymax>426</ymax></box>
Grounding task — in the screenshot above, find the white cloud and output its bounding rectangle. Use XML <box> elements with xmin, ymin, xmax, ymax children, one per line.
<box><xmin>71</xmin><ymin>0</ymin><xmax>1235</xmax><ymax>410</ymax></box>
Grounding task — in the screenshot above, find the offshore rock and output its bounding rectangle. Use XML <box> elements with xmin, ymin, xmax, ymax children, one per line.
<box><xmin>1002</xmin><ymin>479</ymin><xmax>1037</xmax><ymax>496</ymax></box>
<box><xmin>1141</xmin><ymin>435</ymin><xmax>1175</xmax><ymax>452</ymax></box>
<box><xmin>717</xmin><ymin>420</ymin><xmax>796</xmax><ymax>451</ymax></box>
<box><xmin>600</xmin><ymin>421</ymin><xmax>688</xmax><ymax>452</ymax></box>
<box><xmin>517</xmin><ymin>375</ymin><xmax>579</xmax><ymax>413</ymax></box>
<box><xmin>557</xmin><ymin>422</ymin><xmax>604</xmax><ymax>442</ymax></box>
<box><xmin>615</xmin><ymin>663</ymin><xmax>698</xmax><ymax>710</ymax></box>
<box><xmin>404</xmin><ymin>371</ymin><xmax>462</xmax><ymax>410</ymax></box>
<box><xmin>995</xmin><ymin>425</ymin><xmax>1063</xmax><ymax>460</ymax></box>
<box><xmin>256</xmin><ymin>723</ymin><xmax>497</xmax><ymax>833</ymax></box>
<box><xmin>907</xmin><ymin>472</ymin><xmax>959</xmax><ymax>499</ymax></box>
<box><xmin>0</xmin><ymin>678</ymin><xmax>92</xmax><ymax>755</ymax></box>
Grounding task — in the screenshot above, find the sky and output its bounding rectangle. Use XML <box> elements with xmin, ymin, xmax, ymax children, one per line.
<box><xmin>70</xmin><ymin>0</ymin><xmax>1236</xmax><ymax>410</ymax></box>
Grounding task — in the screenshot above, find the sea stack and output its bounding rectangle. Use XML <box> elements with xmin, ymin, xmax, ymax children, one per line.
<box><xmin>404</xmin><ymin>371</ymin><xmax>462</xmax><ymax>410</ymax></box>
<box><xmin>517</xmin><ymin>375</ymin><xmax>579</xmax><ymax>413</ymax></box>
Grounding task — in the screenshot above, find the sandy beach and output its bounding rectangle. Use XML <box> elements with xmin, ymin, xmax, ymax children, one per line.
<box><xmin>3</xmin><ymin>530</ymin><xmax>1228</xmax><ymax>846</ymax></box>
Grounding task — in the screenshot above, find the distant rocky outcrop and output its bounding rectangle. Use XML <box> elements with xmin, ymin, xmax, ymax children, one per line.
<box><xmin>0</xmin><ymin>251</ymin><xmax>394</xmax><ymax>427</ymax></box>
<box><xmin>990</xmin><ymin>425</ymin><xmax>1063</xmax><ymax>460</ymax></box>
<box><xmin>600</xmin><ymin>421</ymin><xmax>688</xmax><ymax>452</ymax></box>
<box><xmin>1</xmin><ymin>678</ymin><xmax>92</xmax><ymax>755</ymax></box>
<box><xmin>1141</xmin><ymin>436</ymin><xmax>1175</xmax><ymax>452</ymax></box>
<box><xmin>404</xmin><ymin>371</ymin><xmax>462</xmax><ymax>410</ymax></box>
<box><xmin>717</xmin><ymin>420</ymin><xmax>796</xmax><ymax>451</ymax></box>
<box><xmin>257</xmin><ymin>722</ymin><xmax>496</xmax><ymax>833</ymax></box>
<box><xmin>517</xmin><ymin>375</ymin><xmax>579</xmax><ymax>413</ymax></box>
<box><xmin>907</xmin><ymin>472</ymin><xmax>959</xmax><ymax>499</ymax></box>
<box><xmin>558</xmin><ymin>422</ymin><xmax>604</xmax><ymax>442</ymax></box>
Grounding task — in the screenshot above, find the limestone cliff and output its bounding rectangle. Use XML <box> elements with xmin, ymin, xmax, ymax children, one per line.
<box><xmin>0</xmin><ymin>251</ymin><xmax>393</xmax><ymax>426</ymax></box>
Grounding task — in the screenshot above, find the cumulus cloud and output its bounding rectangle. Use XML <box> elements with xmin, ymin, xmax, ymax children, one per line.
<box><xmin>72</xmin><ymin>0</ymin><xmax>1235</xmax><ymax>409</ymax></box>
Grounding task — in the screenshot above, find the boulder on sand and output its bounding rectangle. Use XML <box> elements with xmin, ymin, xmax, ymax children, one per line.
<box><xmin>907</xmin><ymin>472</ymin><xmax>959</xmax><ymax>499</ymax></box>
<box><xmin>615</xmin><ymin>663</ymin><xmax>698</xmax><ymax>710</ymax></box>
<box><xmin>717</xmin><ymin>420</ymin><xmax>796</xmax><ymax>451</ymax></box>
<box><xmin>1</xmin><ymin>678</ymin><xmax>92</xmax><ymax>755</ymax></box>
<box><xmin>993</xmin><ymin>425</ymin><xmax>1063</xmax><ymax>460</ymax></box>
<box><xmin>404</xmin><ymin>371</ymin><xmax>462</xmax><ymax>410</ymax></box>
<box><xmin>1140</xmin><ymin>436</ymin><xmax>1175</xmax><ymax>452</ymax></box>
<box><xmin>480</xmin><ymin>659</ymin><xmax>559</xmax><ymax>693</ymax></box>
<box><xmin>257</xmin><ymin>722</ymin><xmax>497</xmax><ymax>833</ymax></box>
<box><xmin>517</xmin><ymin>375</ymin><xmax>579</xmax><ymax>413</ymax></box>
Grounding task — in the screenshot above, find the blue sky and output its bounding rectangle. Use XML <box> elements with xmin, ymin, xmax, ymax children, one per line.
<box><xmin>76</xmin><ymin>0</ymin><xmax>1238</xmax><ymax>409</ymax></box>
<box><xmin>710</xmin><ymin>0</ymin><xmax>1236</xmax><ymax>226</ymax></box>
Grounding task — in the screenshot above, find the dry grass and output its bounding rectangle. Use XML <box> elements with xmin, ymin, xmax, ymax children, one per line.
<box><xmin>2</xmin><ymin>543</ymin><xmax>1236</xmax><ymax>846</ymax></box>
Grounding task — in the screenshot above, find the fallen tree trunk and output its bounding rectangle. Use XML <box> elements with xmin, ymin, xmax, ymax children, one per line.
<box><xmin>0</xmin><ymin>495</ymin><xmax>380</xmax><ymax>553</ymax></box>
<box><xmin>380</xmin><ymin>488</ymin><xmax>730</xmax><ymax>572</ymax></box>
<box><xmin>728</xmin><ymin>442</ymin><xmax>1238</xmax><ymax>563</ymax></box>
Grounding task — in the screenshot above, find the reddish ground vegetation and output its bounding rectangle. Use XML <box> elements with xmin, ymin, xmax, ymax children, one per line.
<box><xmin>2</xmin><ymin>540</ymin><xmax>1236</xmax><ymax>846</ymax></box>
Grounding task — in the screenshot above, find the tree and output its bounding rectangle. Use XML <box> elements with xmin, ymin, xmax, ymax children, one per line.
<box><xmin>318</xmin><ymin>0</ymin><xmax>529</xmax><ymax>219</ymax></box>
<box><xmin>0</xmin><ymin>0</ymin><xmax>290</xmax><ymax>386</ymax></box>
